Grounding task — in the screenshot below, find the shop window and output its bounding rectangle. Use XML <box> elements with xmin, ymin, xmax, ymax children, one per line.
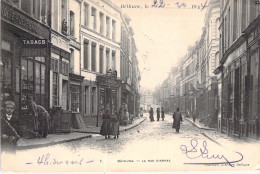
<box><xmin>71</xmin><ymin>85</ymin><xmax>80</xmax><ymax>112</ymax></box>
<box><xmin>100</xmin><ymin>12</ymin><xmax>104</xmax><ymax>35</ymax></box>
<box><xmin>21</xmin><ymin>56</ymin><xmax>46</xmax><ymax>108</ymax></box>
<box><xmin>51</xmin><ymin>58</ymin><xmax>59</xmax><ymax>106</ymax></box>
<box><xmin>1</xmin><ymin>50</ymin><xmax>12</xmax><ymax>101</ymax></box>
<box><xmin>91</xmin><ymin>42</ymin><xmax>96</xmax><ymax>71</ymax></box>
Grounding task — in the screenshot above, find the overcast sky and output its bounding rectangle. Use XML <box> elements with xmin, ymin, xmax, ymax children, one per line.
<box><xmin>111</xmin><ymin>0</ymin><xmax>207</xmax><ymax>90</ymax></box>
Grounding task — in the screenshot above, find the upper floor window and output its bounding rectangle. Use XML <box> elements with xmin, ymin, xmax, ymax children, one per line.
<box><xmin>100</xmin><ymin>12</ymin><xmax>104</xmax><ymax>35</ymax></box>
<box><xmin>91</xmin><ymin>7</ymin><xmax>96</xmax><ymax>30</ymax></box>
<box><xmin>84</xmin><ymin>3</ymin><xmax>89</xmax><ymax>26</ymax></box>
<box><xmin>70</xmin><ymin>11</ymin><xmax>75</xmax><ymax>36</ymax></box>
<box><xmin>106</xmin><ymin>16</ymin><xmax>110</xmax><ymax>38</ymax></box>
<box><xmin>112</xmin><ymin>20</ymin><xmax>116</xmax><ymax>40</ymax></box>
<box><xmin>18</xmin><ymin>0</ymin><xmax>50</xmax><ymax>25</ymax></box>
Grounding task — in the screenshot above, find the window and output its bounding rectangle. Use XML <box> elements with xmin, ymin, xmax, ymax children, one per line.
<box><xmin>84</xmin><ymin>3</ymin><xmax>89</xmax><ymax>26</ymax></box>
<box><xmin>85</xmin><ymin>86</ymin><xmax>89</xmax><ymax>115</ymax></box>
<box><xmin>91</xmin><ymin>7</ymin><xmax>96</xmax><ymax>30</ymax></box>
<box><xmin>99</xmin><ymin>46</ymin><xmax>104</xmax><ymax>73</ymax></box>
<box><xmin>233</xmin><ymin>0</ymin><xmax>238</xmax><ymax>41</ymax></box>
<box><xmin>250</xmin><ymin>0</ymin><xmax>257</xmax><ymax>23</ymax></box>
<box><xmin>106</xmin><ymin>49</ymin><xmax>110</xmax><ymax>71</ymax></box>
<box><xmin>241</xmin><ymin>0</ymin><xmax>247</xmax><ymax>31</ymax></box>
<box><xmin>41</xmin><ymin>0</ymin><xmax>47</xmax><ymax>24</ymax></box>
<box><xmin>91</xmin><ymin>42</ymin><xmax>96</xmax><ymax>71</ymax></box>
<box><xmin>91</xmin><ymin>87</ymin><xmax>96</xmax><ymax>116</ymax></box>
<box><xmin>51</xmin><ymin>58</ymin><xmax>59</xmax><ymax>106</ymax></box>
<box><xmin>84</xmin><ymin>40</ymin><xmax>89</xmax><ymax>70</ymax></box>
<box><xmin>61</xmin><ymin>60</ymin><xmax>69</xmax><ymax>75</ymax></box>
<box><xmin>70</xmin><ymin>11</ymin><xmax>75</xmax><ymax>36</ymax></box>
<box><xmin>71</xmin><ymin>85</ymin><xmax>80</xmax><ymax>112</ymax></box>
<box><xmin>21</xmin><ymin>0</ymin><xmax>32</xmax><ymax>15</ymax></box>
<box><xmin>106</xmin><ymin>16</ymin><xmax>110</xmax><ymax>38</ymax></box>
<box><xmin>112</xmin><ymin>20</ymin><xmax>116</xmax><ymax>40</ymax></box>
<box><xmin>100</xmin><ymin>13</ymin><xmax>104</xmax><ymax>34</ymax></box>
<box><xmin>70</xmin><ymin>49</ymin><xmax>74</xmax><ymax>73</ymax></box>
<box><xmin>112</xmin><ymin>51</ymin><xmax>116</xmax><ymax>70</ymax></box>
<box><xmin>32</xmin><ymin>0</ymin><xmax>40</xmax><ymax>20</ymax></box>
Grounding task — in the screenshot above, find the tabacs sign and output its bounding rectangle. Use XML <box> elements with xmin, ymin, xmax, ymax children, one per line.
<box><xmin>22</xmin><ymin>39</ymin><xmax>48</xmax><ymax>48</ymax></box>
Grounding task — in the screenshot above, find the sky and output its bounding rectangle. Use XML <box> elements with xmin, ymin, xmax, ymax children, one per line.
<box><xmin>111</xmin><ymin>0</ymin><xmax>208</xmax><ymax>90</ymax></box>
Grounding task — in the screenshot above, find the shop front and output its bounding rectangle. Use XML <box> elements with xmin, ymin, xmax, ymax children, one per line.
<box><xmin>96</xmin><ymin>71</ymin><xmax>121</xmax><ymax>126</ymax></box>
<box><xmin>1</xmin><ymin>1</ymin><xmax>51</xmax><ymax>136</ymax></box>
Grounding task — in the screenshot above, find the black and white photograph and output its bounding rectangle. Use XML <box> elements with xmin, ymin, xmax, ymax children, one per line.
<box><xmin>1</xmin><ymin>0</ymin><xmax>260</xmax><ymax>173</ymax></box>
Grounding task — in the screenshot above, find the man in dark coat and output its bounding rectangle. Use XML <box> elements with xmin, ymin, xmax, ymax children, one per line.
<box><xmin>172</xmin><ymin>108</ymin><xmax>182</xmax><ymax>133</ymax></box>
<box><xmin>156</xmin><ymin>107</ymin><xmax>160</xmax><ymax>121</ymax></box>
<box><xmin>161</xmin><ymin>107</ymin><xmax>165</xmax><ymax>121</ymax></box>
<box><xmin>1</xmin><ymin>101</ymin><xmax>20</xmax><ymax>153</ymax></box>
<box><xmin>149</xmin><ymin>108</ymin><xmax>154</xmax><ymax>122</ymax></box>
<box><xmin>36</xmin><ymin>105</ymin><xmax>51</xmax><ymax>138</ymax></box>
<box><xmin>100</xmin><ymin>106</ymin><xmax>111</xmax><ymax>139</ymax></box>
<box><xmin>27</xmin><ymin>96</ymin><xmax>38</xmax><ymax>132</ymax></box>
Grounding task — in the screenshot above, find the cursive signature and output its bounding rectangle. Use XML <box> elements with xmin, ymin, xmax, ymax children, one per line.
<box><xmin>180</xmin><ymin>139</ymin><xmax>243</xmax><ymax>167</ymax></box>
<box><xmin>25</xmin><ymin>153</ymin><xmax>94</xmax><ymax>166</ymax></box>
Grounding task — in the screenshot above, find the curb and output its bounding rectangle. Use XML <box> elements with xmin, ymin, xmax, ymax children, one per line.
<box><xmin>121</xmin><ymin>117</ymin><xmax>147</xmax><ymax>132</ymax></box>
<box><xmin>17</xmin><ymin>134</ymin><xmax>92</xmax><ymax>150</ymax></box>
<box><xmin>201</xmin><ymin>132</ymin><xmax>222</xmax><ymax>146</ymax></box>
<box><xmin>184</xmin><ymin>117</ymin><xmax>217</xmax><ymax>131</ymax></box>
<box><xmin>72</xmin><ymin>117</ymin><xmax>147</xmax><ymax>134</ymax></box>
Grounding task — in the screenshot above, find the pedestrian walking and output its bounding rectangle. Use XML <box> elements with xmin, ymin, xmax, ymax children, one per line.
<box><xmin>161</xmin><ymin>107</ymin><xmax>165</xmax><ymax>121</ymax></box>
<box><xmin>192</xmin><ymin>110</ymin><xmax>197</xmax><ymax>123</ymax></box>
<box><xmin>149</xmin><ymin>108</ymin><xmax>154</xmax><ymax>122</ymax></box>
<box><xmin>172</xmin><ymin>108</ymin><xmax>182</xmax><ymax>133</ymax></box>
<box><xmin>1</xmin><ymin>100</ymin><xmax>20</xmax><ymax>153</ymax></box>
<box><xmin>100</xmin><ymin>105</ymin><xmax>111</xmax><ymax>139</ymax></box>
<box><xmin>156</xmin><ymin>107</ymin><xmax>160</xmax><ymax>121</ymax></box>
<box><xmin>111</xmin><ymin>111</ymin><xmax>120</xmax><ymax>139</ymax></box>
<box><xmin>27</xmin><ymin>96</ymin><xmax>38</xmax><ymax>132</ymax></box>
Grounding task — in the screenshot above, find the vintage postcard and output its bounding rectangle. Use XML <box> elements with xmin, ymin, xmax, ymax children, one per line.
<box><xmin>1</xmin><ymin>0</ymin><xmax>260</xmax><ymax>173</ymax></box>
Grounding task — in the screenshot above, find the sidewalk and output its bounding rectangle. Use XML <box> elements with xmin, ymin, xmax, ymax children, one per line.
<box><xmin>183</xmin><ymin>116</ymin><xmax>260</xmax><ymax>145</ymax></box>
<box><xmin>72</xmin><ymin>116</ymin><xmax>146</xmax><ymax>133</ymax></box>
<box><xmin>183</xmin><ymin>116</ymin><xmax>216</xmax><ymax>131</ymax></box>
<box><xmin>17</xmin><ymin>116</ymin><xmax>146</xmax><ymax>150</ymax></box>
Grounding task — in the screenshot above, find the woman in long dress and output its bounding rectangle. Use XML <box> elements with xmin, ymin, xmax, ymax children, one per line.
<box><xmin>111</xmin><ymin>111</ymin><xmax>120</xmax><ymax>139</ymax></box>
<box><xmin>100</xmin><ymin>106</ymin><xmax>111</xmax><ymax>139</ymax></box>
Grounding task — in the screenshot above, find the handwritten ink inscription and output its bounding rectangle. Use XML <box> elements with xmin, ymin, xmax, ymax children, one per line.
<box><xmin>180</xmin><ymin>139</ymin><xmax>244</xmax><ymax>167</ymax></box>
<box><xmin>25</xmin><ymin>153</ymin><xmax>94</xmax><ymax>166</ymax></box>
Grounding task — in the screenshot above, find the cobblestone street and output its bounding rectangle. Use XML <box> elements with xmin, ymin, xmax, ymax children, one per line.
<box><xmin>3</xmin><ymin>113</ymin><xmax>257</xmax><ymax>172</ymax></box>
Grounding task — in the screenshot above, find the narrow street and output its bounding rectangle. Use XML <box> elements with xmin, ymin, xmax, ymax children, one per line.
<box><xmin>5</xmin><ymin>113</ymin><xmax>258</xmax><ymax>172</ymax></box>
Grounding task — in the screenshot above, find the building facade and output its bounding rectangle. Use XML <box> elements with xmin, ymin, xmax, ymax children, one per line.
<box><xmin>216</xmin><ymin>0</ymin><xmax>260</xmax><ymax>138</ymax></box>
<box><xmin>1</xmin><ymin>0</ymin><xmax>51</xmax><ymax>136</ymax></box>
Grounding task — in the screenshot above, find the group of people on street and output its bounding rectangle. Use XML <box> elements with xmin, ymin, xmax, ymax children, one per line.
<box><xmin>149</xmin><ymin>107</ymin><xmax>165</xmax><ymax>122</ymax></box>
<box><xmin>148</xmin><ymin>106</ymin><xmax>183</xmax><ymax>133</ymax></box>
<box><xmin>1</xmin><ymin>97</ymin><xmax>51</xmax><ymax>153</ymax></box>
<box><xmin>100</xmin><ymin>105</ymin><xmax>120</xmax><ymax>139</ymax></box>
